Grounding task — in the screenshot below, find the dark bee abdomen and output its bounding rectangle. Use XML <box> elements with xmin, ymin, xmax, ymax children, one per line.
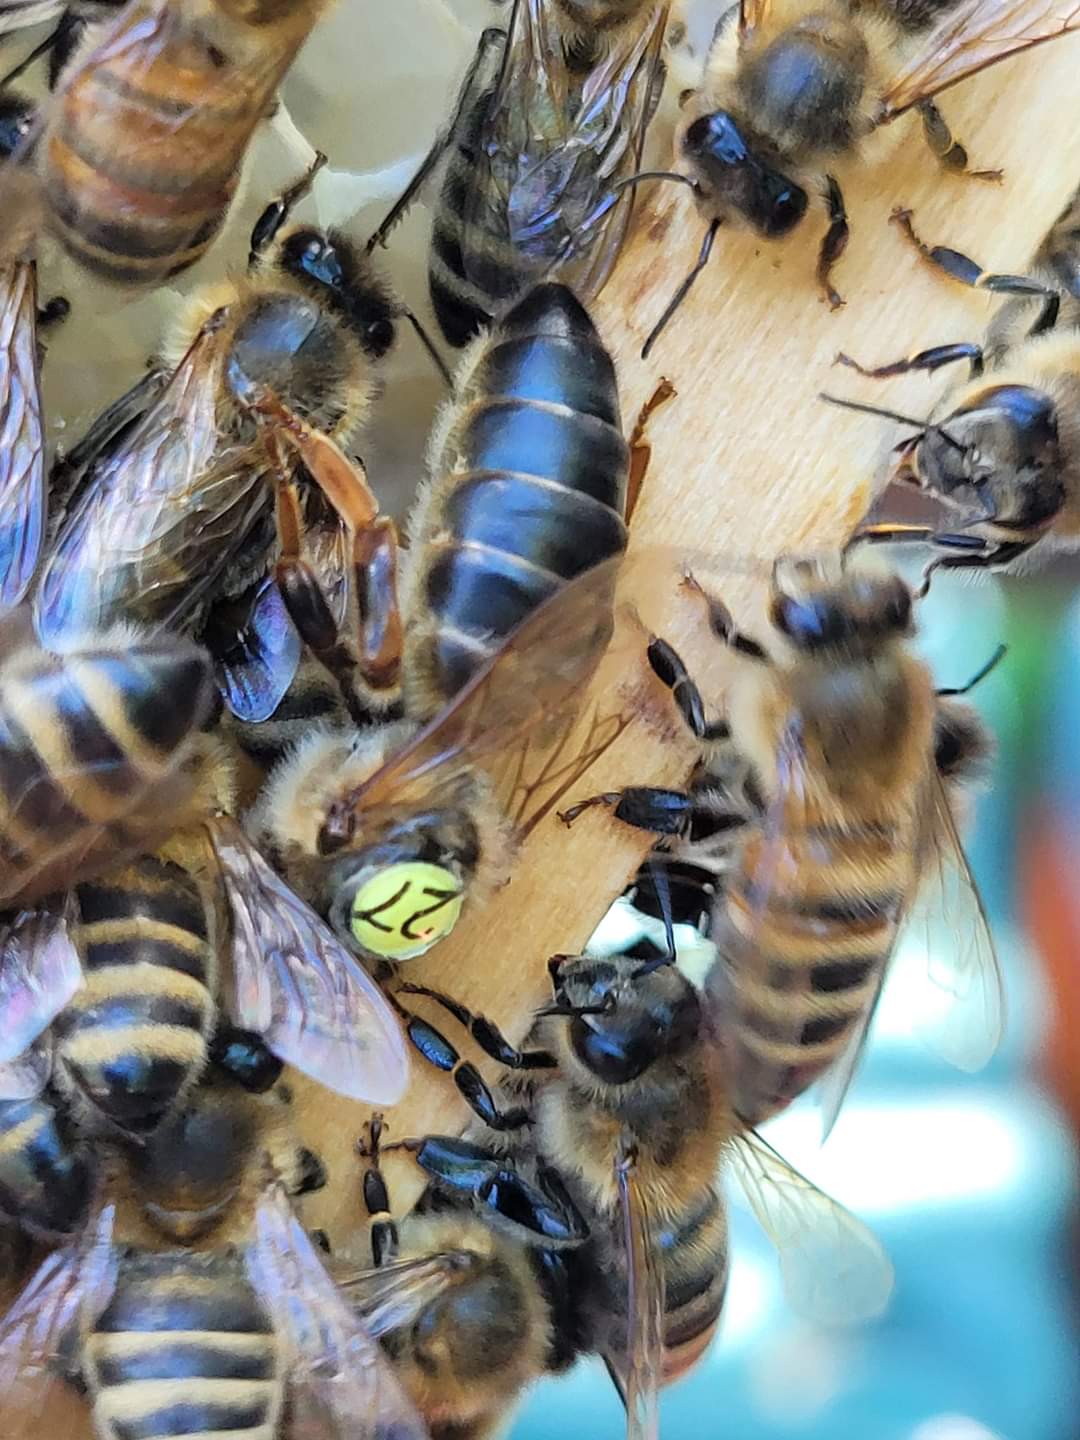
<box><xmin>0</xmin><ymin>636</ymin><xmax>212</xmax><ymax>908</ymax></box>
<box><xmin>409</xmin><ymin>284</ymin><xmax>628</xmax><ymax>710</ymax></box>
<box><xmin>0</xmin><ymin>1095</ymin><xmax>91</xmax><ymax>1239</ymax></box>
<box><xmin>85</xmin><ymin>1249</ymin><xmax>283</xmax><ymax>1440</ymax></box>
<box><xmin>710</xmin><ymin>823</ymin><xmax>906</xmax><ymax>1126</ymax></box>
<box><xmin>55</xmin><ymin>855</ymin><xmax>215</xmax><ymax>1132</ymax></box>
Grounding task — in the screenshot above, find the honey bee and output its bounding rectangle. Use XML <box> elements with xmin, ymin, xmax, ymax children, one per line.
<box><xmin>561</xmin><ymin>552</ymin><xmax>1004</xmax><ymax>1134</ymax></box>
<box><xmin>369</xmin><ymin>0</ymin><xmax>671</xmax><ymax>348</ymax></box>
<box><xmin>12</xmin><ymin>0</ymin><xmax>333</xmax><ymax>285</ymax></box>
<box><xmin>825</xmin><ymin>198</ymin><xmax>1080</xmax><ymax>575</ymax></box>
<box><xmin>0</xmin><ymin>718</ymin><xmax>411</xmax><ymax>1136</ymax></box>
<box><xmin>248</xmin><ymin>552</ymin><xmax>629</xmax><ymax>1001</ymax></box>
<box><xmin>0</xmin><ymin>1090</ymin><xmax>90</xmax><ymax>1240</ymax></box>
<box><xmin>0</xmin><ymin>1082</ymin><xmax>452</xmax><ymax>1440</ymax></box>
<box><xmin>396</xmin><ymin>955</ymin><xmax>893</xmax><ymax>1430</ymax></box>
<box><xmin>638</xmin><ymin>0</ymin><xmax>1080</xmax><ymax>354</ymax></box>
<box><xmin>0</xmin><ymin>610</ymin><xmax>215</xmax><ymax>909</ymax></box>
<box><xmin>34</xmin><ymin>161</ymin><xmax>413</xmax><ymax>726</ymax></box>
<box><xmin>340</xmin><ymin>1115</ymin><xmax>589</xmax><ymax>1440</ymax></box>
<box><xmin>403</xmin><ymin>281</ymin><xmax>633</xmax><ymax>715</ymax></box>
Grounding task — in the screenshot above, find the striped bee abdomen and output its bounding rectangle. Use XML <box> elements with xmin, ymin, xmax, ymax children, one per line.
<box><xmin>0</xmin><ymin>1095</ymin><xmax>91</xmax><ymax>1239</ymax></box>
<box><xmin>0</xmin><ymin>633</ymin><xmax>213</xmax><ymax>907</ymax></box>
<box><xmin>408</xmin><ymin>283</ymin><xmax>629</xmax><ymax>711</ymax></box>
<box><xmin>429</xmin><ymin>54</ymin><xmax>518</xmax><ymax>348</ymax></box>
<box><xmin>56</xmin><ymin>854</ymin><xmax>216</xmax><ymax>1132</ymax></box>
<box><xmin>657</xmin><ymin>1186</ymin><xmax>729</xmax><ymax>1385</ymax></box>
<box><xmin>85</xmin><ymin>1248</ymin><xmax>283</xmax><ymax>1440</ymax></box>
<box><xmin>710</xmin><ymin>819</ymin><xmax>908</xmax><ymax>1127</ymax></box>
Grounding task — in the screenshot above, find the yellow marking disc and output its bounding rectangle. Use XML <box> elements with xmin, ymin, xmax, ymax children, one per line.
<box><xmin>350</xmin><ymin>862</ymin><xmax>464</xmax><ymax>961</ymax></box>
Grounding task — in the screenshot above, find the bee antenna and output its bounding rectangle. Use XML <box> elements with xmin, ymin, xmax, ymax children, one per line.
<box><xmin>818</xmin><ymin>392</ymin><xmax>967</xmax><ymax>455</ymax></box>
<box><xmin>398</xmin><ymin>304</ymin><xmax>453</xmax><ymax>389</ymax></box>
<box><xmin>611</xmin><ymin>170</ymin><xmax>701</xmax><ymax>197</ymax></box>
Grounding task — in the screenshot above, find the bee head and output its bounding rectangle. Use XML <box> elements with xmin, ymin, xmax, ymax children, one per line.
<box><xmin>275</xmin><ymin>227</ymin><xmax>397</xmax><ymax>359</ymax></box>
<box><xmin>681</xmin><ymin>110</ymin><xmax>807</xmax><ymax>238</ymax></box>
<box><xmin>551</xmin><ymin>957</ymin><xmax>702</xmax><ymax>1086</ymax></box>
<box><xmin>769</xmin><ymin>556</ymin><xmax>913</xmax><ymax>654</ymax></box>
<box><xmin>913</xmin><ymin>385</ymin><xmax>1063</xmax><ymax>533</ymax></box>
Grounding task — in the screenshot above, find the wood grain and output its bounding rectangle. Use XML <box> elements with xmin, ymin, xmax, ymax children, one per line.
<box><xmin>295</xmin><ymin>31</ymin><xmax>1080</xmax><ymax>1256</ymax></box>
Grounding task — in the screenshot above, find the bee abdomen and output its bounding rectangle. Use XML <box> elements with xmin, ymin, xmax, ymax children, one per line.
<box><xmin>224</xmin><ymin>658</ymin><xmax>350</xmax><ymax>775</ymax></box>
<box><xmin>413</xmin><ymin>284</ymin><xmax>628</xmax><ymax>707</ymax></box>
<box><xmin>659</xmin><ymin>1187</ymin><xmax>728</xmax><ymax>1386</ymax></box>
<box><xmin>0</xmin><ymin>1096</ymin><xmax>91</xmax><ymax>1238</ymax></box>
<box><xmin>429</xmin><ymin>92</ymin><xmax>524</xmax><ymax>347</ymax></box>
<box><xmin>87</xmin><ymin>1250</ymin><xmax>282</xmax><ymax>1440</ymax></box>
<box><xmin>56</xmin><ymin>856</ymin><xmax>214</xmax><ymax>1130</ymax></box>
<box><xmin>0</xmin><ymin>636</ymin><xmax>212</xmax><ymax>905</ymax></box>
<box><xmin>716</xmin><ymin>827</ymin><xmax>907</xmax><ymax>1122</ymax></box>
<box><xmin>42</xmin><ymin>47</ymin><xmax>254</xmax><ymax>284</ymax></box>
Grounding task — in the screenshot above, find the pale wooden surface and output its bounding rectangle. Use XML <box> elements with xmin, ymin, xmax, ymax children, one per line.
<box><xmin>13</xmin><ymin>25</ymin><xmax>1080</xmax><ymax>1436</ymax></box>
<box><xmin>295</xmin><ymin>34</ymin><xmax>1080</xmax><ymax>1255</ymax></box>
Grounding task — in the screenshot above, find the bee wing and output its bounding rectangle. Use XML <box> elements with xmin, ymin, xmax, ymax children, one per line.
<box><xmin>906</xmin><ymin>768</ymin><xmax>1005</xmax><ymax>1070</ymax></box>
<box><xmin>335</xmin><ymin>1250</ymin><xmax>479</xmax><ymax>1337</ymax></box>
<box><xmin>505</xmin><ymin>4</ymin><xmax>670</xmax><ymax>300</ymax></box>
<box><xmin>0</xmin><ymin>0</ymin><xmax>63</xmax><ymax>34</ymax></box>
<box><xmin>323</xmin><ymin>556</ymin><xmax>626</xmax><ymax>845</ymax></box>
<box><xmin>215</xmin><ymin>578</ymin><xmax>303</xmax><ymax>724</ymax></box>
<box><xmin>247</xmin><ymin>1187</ymin><xmax>432</xmax><ymax>1440</ymax></box>
<box><xmin>32</xmin><ymin>321</ymin><xmax>267</xmax><ymax>644</ymax></box>
<box><xmin>213</xmin><ymin>818</ymin><xmax>409</xmax><ymax>1106</ymax></box>
<box><xmin>607</xmin><ymin>1148</ymin><xmax>663</xmax><ymax>1440</ymax></box>
<box><xmin>0</xmin><ymin>1203</ymin><xmax>117</xmax><ymax>1439</ymax></box>
<box><xmin>0</xmin><ymin>261</ymin><xmax>45</xmax><ymax>609</ymax></box>
<box><xmin>0</xmin><ymin>1041</ymin><xmax>51</xmax><ymax>1099</ymax></box>
<box><xmin>729</xmin><ymin>1131</ymin><xmax>893</xmax><ymax>1325</ymax></box>
<box><xmin>876</xmin><ymin>0</ymin><xmax>1080</xmax><ymax>119</ymax></box>
<box><xmin>0</xmin><ymin>908</ymin><xmax>82</xmax><ymax>1064</ymax></box>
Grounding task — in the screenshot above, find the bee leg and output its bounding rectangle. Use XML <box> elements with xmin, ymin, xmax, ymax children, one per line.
<box><xmin>935</xmin><ymin>642</ymin><xmax>1007</xmax><ymax>698</ymax></box>
<box><xmin>351</xmin><ymin>515</ymin><xmax>404</xmax><ymax>698</ymax></box>
<box><xmin>248</xmin><ymin>151</ymin><xmax>328</xmax><ymax>268</ymax></box>
<box><xmin>357</xmin><ymin>1113</ymin><xmax>399</xmax><ymax>1266</ymax></box>
<box><xmin>918</xmin><ymin>100</ymin><xmax>1002</xmax><ymax>183</ymax></box>
<box><xmin>816</xmin><ymin>175</ymin><xmax>849</xmax><ymax>312</ymax></box>
<box><xmin>642</xmin><ymin>218</ymin><xmax>721</xmax><ymax>361</ymax></box>
<box><xmin>397</xmin><ymin>983</ymin><xmax>558</xmax><ymax>1071</ymax></box>
<box><xmin>679</xmin><ymin>574</ymin><xmax>770</xmax><ymax>662</ymax></box>
<box><xmin>388</xmin><ymin>1135</ymin><xmax>590</xmax><ymax>1247</ymax></box>
<box><xmin>366</xmin><ymin>26</ymin><xmax>507</xmax><ymax>255</ymax></box>
<box><xmin>835</xmin><ymin>342</ymin><xmax>984</xmax><ymax>383</ymax></box>
<box><xmin>396</xmin><ymin>1009</ymin><xmax>532</xmax><ymax>1130</ymax></box>
<box><xmin>891</xmin><ymin>209</ymin><xmax>1061</xmax><ymax>338</ymax></box>
<box><xmin>848</xmin><ymin>523</ymin><xmax>1030</xmax><ymax>580</ymax></box>
<box><xmin>627</xmin><ymin>378</ymin><xmax>677</xmax><ymax>523</ymax></box>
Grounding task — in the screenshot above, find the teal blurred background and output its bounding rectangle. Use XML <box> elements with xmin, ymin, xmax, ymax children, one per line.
<box><xmin>512</xmin><ymin>560</ymin><xmax>1080</xmax><ymax>1440</ymax></box>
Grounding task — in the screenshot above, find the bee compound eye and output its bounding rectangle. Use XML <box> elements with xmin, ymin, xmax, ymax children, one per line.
<box><xmin>347</xmin><ymin>861</ymin><xmax>465</xmax><ymax>960</ymax></box>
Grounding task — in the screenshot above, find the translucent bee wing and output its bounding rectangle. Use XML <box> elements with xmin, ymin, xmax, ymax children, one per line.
<box><xmin>610</xmin><ymin>1144</ymin><xmax>663</xmax><ymax>1440</ymax></box>
<box><xmin>0</xmin><ymin>908</ymin><xmax>82</xmax><ymax>1064</ymax></box>
<box><xmin>247</xmin><ymin>1187</ymin><xmax>432</xmax><ymax>1440</ymax></box>
<box><xmin>213</xmin><ymin>818</ymin><xmax>409</xmax><ymax>1106</ymax></box>
<box><xmin>322</xmin><ymin>555</ymin><xmax>627</xmax><ymax>844</ymax></box>
<box><xmin>813</xmin><ymin>970</ymin><xmax>889</xmax><ymax>1143</ymax></box>
<box><xmin>505</xmin><ymin>4</ymin><xmax>670</xmax><ymax>301</ymax></box>
<box><xmin>215</xmin><ymin>577</ymin><xmax>302</xmax><ymax>724</ymax></box>
<box><xmin>905</xmin><ymin>768</ymin><xmax>1004</xmax><ymax>1072</ymax></box>
<box><xmin>0</xmin><ymin>1035</ymin><xmax>52</xmax><ymax>1099</ymax></box>
<box><xmin>0</xmin><ymin>1203</ymin><xmax>117</xmax><ymax>1440</ymax></box>
<box><xmin>0</xmin><ymin>0</ymin><xmax>63</xmax><ymax>35</ymax></box>
<box><xmin>877</xmin><ymin>0</ymin><xmax>1080</xmax><ymax>118</ymax></box>
<box><xmin>32</xmin><ymin>319</ymin><xmax>267</xmax><ymax>646</ymax></box>
<box><xmin>335</xmin><ymin>1250</ymin><xmax>480</xmax><ymax>1337</ymax></box>
<box><xmin>729</xmin><ymin>1131</ymin><xmax>893</xmax><ymax>1325</ymax></box>
<box><xmin>0</xmin><ymin>260</ymin><xmax>46</xmax><ymax>609</ymax></box>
